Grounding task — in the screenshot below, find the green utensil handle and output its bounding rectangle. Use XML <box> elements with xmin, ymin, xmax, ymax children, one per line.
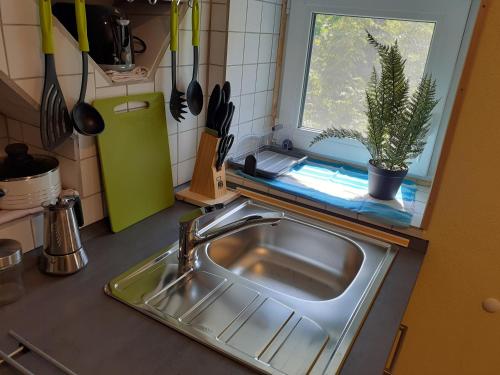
<box><xmin>192</xmin><ymin>0</ymin><xmax>199</xmax><ymax>47</ymax></box>
<box><xmin>170</xmin><ymin>0</ymin><xmax>178</xmax><ymax>52</ymax></box>
<box><xmin>39</xmin><ymin>0</ymin><xmax>55</xmax><ymax>54</ymax></box>
<box><xmin>75</xmin><ymin>0</ymin><xmax>90</xmax><ymax>52</ymax></box>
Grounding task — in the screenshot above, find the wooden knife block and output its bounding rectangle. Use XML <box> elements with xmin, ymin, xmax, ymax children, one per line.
<box><xmin>175</xmin><ymin>131</ymin><xmax>239</xmax><ymax>206</ymax></box>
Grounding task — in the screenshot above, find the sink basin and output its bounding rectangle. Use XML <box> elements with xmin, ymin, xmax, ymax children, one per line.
<box><xmin>106</xmin><ymin>200</ymin><xmax>397</xmax><ymax>375</ymax></box>
<box><xmin>207</xmin><ymin>220</ymin><xmax>364</xmax><ymax>301</ymax></box>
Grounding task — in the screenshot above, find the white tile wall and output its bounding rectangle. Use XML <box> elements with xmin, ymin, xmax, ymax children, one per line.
<box><xmin>243</xmin><ymin>33</ymin><xmax>259</xmax><ymax>64</ymax></box>
<box><xmin>231</xmin><ymin>96</ymin><xmax>241</xmax><ymax>124</ymax></box>
<box><xmin>95</xmin><ymin>85</ymin><xmax>127</xmax><ymax>100</ymax></box>
<box><xmin>226</xmin><ymin>65</ymin><xmax>243</xmax><ymax>95</ymax></box>
<box><xmin>0</xmin><ymin>0</ymin><xmax>39</xmax><ymax>25</ymax></box>
<box><xmin>255</xmin><ymin>63</ymin><xmax>269</xmax><ymax>92</ymax></box>
<box><xmin>260</xmin><ymin>2</ymin><xmax>275</xmax><ymax>33</ymax></box>
<box><xmin>273</xmin><ymin>4</ymin><xmax>281</xmax><ymax>34</ymax></box>
<box><xmin>155</xmin><ymin>67</ymin><xmax>173</xmax><ymax>97</ymax></box>
<box><xmin>171</xmin><ymin>164</ymin><xmax>178</xmax><ymax>187</ymax></box>
<box><xmin>245</xmin><ymin>0</ymin><xmax>263</xmax><ymax>33</ymax></box>
<box><xmin>253</xmin><ymin>90</ymin><xmax>267</xmax><ymax>118</ymax></box>
<box><xmin>238</xmin><ymin>120</ymin><xmax>252</xmax><ymax>138</ymax></box>
<box><xmin>178</xmin><ymin>129</ymin><xmax>198</xmax><ymax>162</ymax></box>
<box><xmin>127</xmin><ymin>81</ymin><xmax>155</xmax><ymax>95</ymax></box>
<box><xmin>226</xmin><ymin>32</ymin><xmax>245</xmax><ymax>65</ymax></box>
<box><xmin>271</xmin><ymin>34</ymin><xmax>279</xmax><ymax>62</ymax></box>
<box><xmin>225</xmin><ymin>0</ymin><xmax>281</xmax><ymax>149</ymax></box>
<box><xmin>178</xmin><ymin>158</ymin><xmax>196</xmax><ymax>185</ymax></box>
<box><xmin>169</xmin><ymin>134</ymin><xmax>178</xmax><ymax>165</ymax></box>
<box><xmin>268</xmin><ymin>62</ymin><xmax>276</xmax><ymax>90</ymax></box>
<box><xmin>80</xmin><ymin>156</ymin><xmax>101</xmax><ymax>197</ymax></box>
<box><xmin>258</xmin><ymin>34</ymin><xmax>273</xmax><ymax>63</ymax></box>
<box><xmin>228</xmin><ymin>0</ymin><xmax>247</xmax><ymax>32</ymax></box>
<box><xmin>241</xmin><ymin>64</ymin><xmax>257</xmax><ymax>94</ymax></box>
<box><xmin>58</xmin><ymin>156</ymin><xmax>82</xmax><ymax>192</ymax></box>
<box><xmin>0</xmin><ymin>217</ymin><xmax>34</xmax><ymax>252</ymax></box>
<box><xmin>239</xmin><ymin>93</ymin><xmax>255</xmax><ymax>122</ymax></box>
<box><xmin>81</xmin><ymin>193</ymin><xmax>105</xmax><ymax>226</ymax></box>
<box><xmin>78</xmin><ymin>133</ymin><xmax>97</xmax><ymax>160</ymax></box>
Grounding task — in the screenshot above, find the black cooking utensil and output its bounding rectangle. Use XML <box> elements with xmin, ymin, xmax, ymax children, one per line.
<box><xmin>39</xmin><ymin>0</ymin><xmax>72</xmax><ymax>150</ymax></box>
<box><xmin>72</xmin><ymin>0</ymin><xmax>105</xmax><ymax>136</ymax></box>
<box><xmin>214</xmin><ymin>102</ymin><xmax>229</xmax><ymax>136</ymax></box>
<box><xmin>169</xmin><ymin>0</ymin><xmax>187</xmax><ymax>122</ymax></box>
<box><xmin>222</xmin><ymin>81</ymin><xmax>231</xmax><ymax>104</ymax></box>
<box><xmin>186</xmin><ymin>0</ymin><xmax>203</xmax><ymax>115</ymax></box>
<box><xmin>218</xmin><ymin>102</ymin><xmax>234</xmax><ymax>138</ymax></box>
<box><xmin>219</xmin><ymin>91</ymin><xmax>226</xmax><ymax>108</ymax></box>
<box><xmin>216</xmin><ymin>134</ymin><xmax>234</xmax><ymax>171</ymax></box>
<box><xmin>206</xmin><ymin>85</ymin><xmax>221</xmax><ymax>129</ymax></box>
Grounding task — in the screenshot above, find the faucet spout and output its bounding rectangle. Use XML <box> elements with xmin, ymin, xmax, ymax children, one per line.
<box><xmin>177</xmin><ymin>206</ymin><xmax>283</xmax><ymax>275</ymax></box>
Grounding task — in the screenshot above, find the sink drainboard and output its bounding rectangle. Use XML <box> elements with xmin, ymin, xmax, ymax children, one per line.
<box><xmin>144</xmin><ymin>269</ymin><xmax>329</xmax><ymax>375</ymax></box>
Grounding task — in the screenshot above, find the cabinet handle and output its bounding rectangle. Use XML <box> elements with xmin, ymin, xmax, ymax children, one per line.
<box><xmin>384</xmin><ymin>324</ymin><xmax>408</xmax><ymax>375</ymax></box>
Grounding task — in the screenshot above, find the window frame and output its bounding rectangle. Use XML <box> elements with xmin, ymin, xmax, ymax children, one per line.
<box><xmin>278</xmin><ymin>0</ymin><xmax>481</xmax><ymax>179</ymax></box>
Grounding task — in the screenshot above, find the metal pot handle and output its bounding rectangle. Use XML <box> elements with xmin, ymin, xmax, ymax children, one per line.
<box><xmin>72</xmin><ymin>195</ymin><xmax>84</xmax><ymax>228</ymax></box>
<box><xmin>61</xmin><ymin>192</ymin><xmax>85</xmax><ymax>227</ymax></box>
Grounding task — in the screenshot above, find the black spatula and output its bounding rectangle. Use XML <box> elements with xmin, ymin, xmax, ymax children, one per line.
<box><xmin>39</xmin><ymin>0</ymin><xmax>72</xmax><ymax>150</ymax></box>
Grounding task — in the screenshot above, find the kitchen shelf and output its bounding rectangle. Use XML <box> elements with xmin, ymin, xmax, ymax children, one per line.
<box><xmin>53</xmin><ymin>0</ymin><xmax>189</xmax><ymax>85</ymax></box>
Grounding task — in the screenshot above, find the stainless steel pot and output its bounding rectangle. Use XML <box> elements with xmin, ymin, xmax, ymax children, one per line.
<box><xmin>0</xmin><ymin>143</ymin><xmax>61</xmax><ymax>210</ymax></box>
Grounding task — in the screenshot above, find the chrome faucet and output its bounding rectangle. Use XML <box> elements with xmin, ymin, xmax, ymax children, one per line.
<box><xmin>178</xmin><ymin>204</ymin><xmax>284</xmax><ymax>274</ymax></box>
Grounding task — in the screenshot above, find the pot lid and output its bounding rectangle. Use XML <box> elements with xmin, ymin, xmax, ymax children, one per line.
<box><xmin>0</xmin><ymin>143</ymin><xmax>59</xmax><ymax>180</ymax></box>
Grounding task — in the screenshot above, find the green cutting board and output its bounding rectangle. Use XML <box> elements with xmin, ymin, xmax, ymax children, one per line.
<box><xmin>94</xmin><ymin>93</ymin><xmax>174</xmax><ymax>233</ymax></box>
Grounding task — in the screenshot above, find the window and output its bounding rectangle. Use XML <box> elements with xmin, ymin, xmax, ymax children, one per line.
<box><xmin>302</xmin><ymin>15</ymin><xmax>434</xmax><ymax>133</ymax></box>
<box><xmin>279</xmin><ymin>0</ymin><xmax>480</xmax><ymax>178</ymax></box>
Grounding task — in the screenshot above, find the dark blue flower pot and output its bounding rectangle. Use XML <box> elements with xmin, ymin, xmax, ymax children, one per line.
<box><xmin>368</xmin><ymin>160</ymin><xmax>408</xmax><ymax>200</ymax></box>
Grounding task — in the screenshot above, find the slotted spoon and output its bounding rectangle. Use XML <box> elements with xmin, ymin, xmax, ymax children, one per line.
<box><xmin>169</xmin><ymin>0</ymin><xmax>187</xmax><ymax>122</ymax></box>
<box><xmin>39</xmin><ymin>0</ymin><xmax>72</xmax><ymax>150</ymax></box>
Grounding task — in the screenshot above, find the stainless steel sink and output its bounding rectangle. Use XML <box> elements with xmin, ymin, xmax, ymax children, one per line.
<box><xmin>105</xmin><ymin>200</ymin><xmax>397</xmax><ymax>374</ymax></box>
<box><xmin>207</xmin><ymin>220</ymin><xmax>364</xmax><ymax>301</ymax></box>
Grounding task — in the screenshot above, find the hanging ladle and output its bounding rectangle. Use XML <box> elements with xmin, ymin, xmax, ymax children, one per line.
<box><xmin>72</xmin><ymin>0</ymin><xmax>105</xmax><ymax>136</ymax></box>
<box><xmin>186</xmin><ymin>0</ymin><xmax>203</xmax><ymax>115</ymax></box>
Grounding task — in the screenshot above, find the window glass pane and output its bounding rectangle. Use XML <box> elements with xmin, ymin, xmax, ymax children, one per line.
<box><xmin>302</xmin><ymin>15</ymin><xmax>435</xmax><ymax>133</ymax></box>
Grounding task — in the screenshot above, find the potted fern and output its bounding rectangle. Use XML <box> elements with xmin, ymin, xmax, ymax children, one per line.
<box><xmin>311</xmin><ymin>32</ymin><xmax>439</xmax><ymax>200</ymax></box>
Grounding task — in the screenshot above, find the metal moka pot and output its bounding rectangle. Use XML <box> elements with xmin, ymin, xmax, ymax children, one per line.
<box><xmin>39</xmin><ymin>194</ymin><xmax>88</xmax><ymax>275</ymax></box>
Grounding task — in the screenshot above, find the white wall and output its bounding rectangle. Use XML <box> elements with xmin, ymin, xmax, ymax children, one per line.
<box><xmin>209</xmin><ymin>0</ymin><xmax>282</xmax><ymax>155</ymax></box>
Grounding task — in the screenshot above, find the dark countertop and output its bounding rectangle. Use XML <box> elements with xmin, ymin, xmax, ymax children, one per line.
<box><xmin>0</xmin><ymin>200</ymin><xmax>425</xmax><ymax>375</ymax></box>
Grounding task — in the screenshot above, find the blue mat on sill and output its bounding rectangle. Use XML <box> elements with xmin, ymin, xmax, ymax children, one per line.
<box><xmin>236</xmin><ymin>159</ymin><xmax>417</xmax><ymax>227</ymax></box>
